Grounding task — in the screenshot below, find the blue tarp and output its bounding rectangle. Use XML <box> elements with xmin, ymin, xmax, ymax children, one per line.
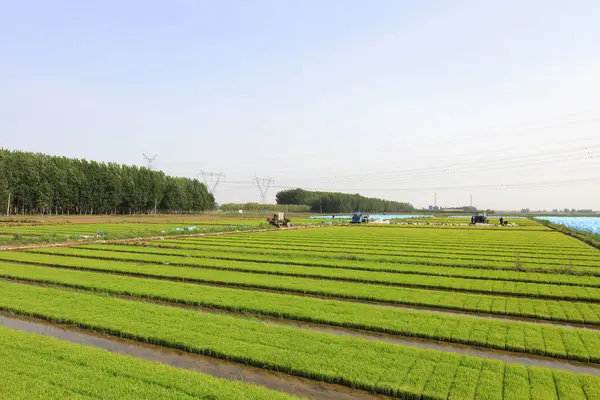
<box><xmin>535</xmin><ymin>216</ymin><xmax>600</xmax><ymax>235</ymax></box>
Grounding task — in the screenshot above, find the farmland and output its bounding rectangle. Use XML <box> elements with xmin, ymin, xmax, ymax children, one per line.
<box><xmin>0</xmin><ymin>215</ymin><xmax>296</xmax><ymax>247</ymax></box>
<box><xmin>1</xmin><ymin>217</ymin><xmax>600</xmax><ymax>399</ymax></box>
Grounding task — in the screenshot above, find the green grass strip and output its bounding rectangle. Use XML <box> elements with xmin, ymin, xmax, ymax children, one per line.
<box><xmin>2</xmin><ymin>254</ymin><xmax>600</xmax><ymax>325</ymax></box>
<box><xmin>187</xmin><ymin>235</ymin><xmax>599</xmax><ymax>262</ymax></box>
<box><xmin>61</xmin><ymin>244</ymin><xmax>600</xmax><ymax>285</ymax></box>
<box><xmin>0</xmin><ymin>325</ymin><xmax>297</xmax><ymax>400</ymax></box>
<box><xmin>7</xmin><ymin>250</ymin><xmax>600</xmax><ymax>302</ymax></box>
<box><xmin>2</xmin><ymin>261</ymin><xmax>600</xmax><ymax>363</ymax></box>
<box><xmin>1</xmin><ymin>280</ymin><xmax>600</xmax><ymax>399</ymax></box>
<box><xmin>155</xmin><ymin>239</ymin><xmax>600</xmax><ymax>271</ymax></box>
<box><xmin>176</xmin><ymin>237</ymin><xmax>600</xmax><ymax>268</ymax></box>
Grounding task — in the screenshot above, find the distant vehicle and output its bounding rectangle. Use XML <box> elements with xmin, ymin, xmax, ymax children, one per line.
<box><xmin>471</xmin><ymin>211</ymin><xmax>488</xmax><ymax>224</ymax></box>
<box><xmin>351</xmin><ymin>212</ymin><xmax>370</xmax><ymax>224</ymax></box>
<box><xmin>267</xmin><ymin>212</ymin><xmax>291</xmax><ymax>228</ymax></box>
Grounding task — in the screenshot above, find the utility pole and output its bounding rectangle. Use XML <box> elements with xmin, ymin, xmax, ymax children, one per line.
<box><xmin>470</xmin><ymin>194</ymin><xmax>473</xmax><ymax>208</ymax></box>
<box><xmin>6</xmin><ymin>193</ymin><xmax>10</xmax><ymax>216</ymax></box>
<box><xmin>142</xmin><ymin>154</ymin><xmax>158</xmax><ymax>213</ymax></box>
<box><xmin>142</xmin><ymin>153</ymin><xmax>157</xmax><ymax>170</ymax></box>
<box><xmin>198</xmin><ymin>171</ymin><xmax>225</xmax><ymax>195</ymax></box>
<box><xmin>254</xmin><ymin>176</ymin><xmax>273</xmax><ymax>204</ymax></box>
<box><xmin>434</xmin><ymin>192</ymin><xmax>437</xmax><ymax>209</ymax></box>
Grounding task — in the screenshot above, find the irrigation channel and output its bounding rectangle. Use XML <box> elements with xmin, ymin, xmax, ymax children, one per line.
<box><xmin>0</xmin><ymin>314</ymin><xmax>391</xmax><ymax>400</ymax></box>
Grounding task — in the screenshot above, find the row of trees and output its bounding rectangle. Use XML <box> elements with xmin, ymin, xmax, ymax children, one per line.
<box><xmin>220</xmin><ymin>203</ymin><xmax>311</xmax><ymax>213</ymax></box>
<box><xmin>0</xmin><ymin>149</ymin><xmax>215</xmax><ymax>215</ymax></box>
<box><xmin>275</xmin><ymin>188</ymin><xmax>414</xmax><ymax>213</ymax></box>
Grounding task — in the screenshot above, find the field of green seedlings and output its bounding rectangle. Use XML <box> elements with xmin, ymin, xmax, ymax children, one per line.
<box><xmin>0</xmin><ymin>217</ymin><xmax>284</xmax><ymax>247</ymax></box>
<box><xmin>0</xmin><ymin>325</ymin><xmax>295</xmax><ymax>399</ymax></box>
<box><xmin>1</xmin><ymin>218</ymin><xmax>600</xmax><ymax>399</ymax></box>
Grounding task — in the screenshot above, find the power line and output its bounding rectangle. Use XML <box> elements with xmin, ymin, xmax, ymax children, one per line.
<box><xmin>198</xmin><ymin>171</ymin><xmax>225</xmax><ymax>194</ymax></box>
<box><xmin>220</xmin><ymin>176</ymin><xmax>600</xmax><ymax>192</ymax></box>
<box><xmin>254</xmin><ymin>176</ymin><xmax>274</xmax><ymax>204</ymax></box>
<box><xmin>300</xmin><ymin>144</ymin><xmax>600</xmax><ymax>184</ymax></box>
<box><xmin>142</xmin><ymin>153</ymin><xmax>157</xmax><ymax>170</ymax></box>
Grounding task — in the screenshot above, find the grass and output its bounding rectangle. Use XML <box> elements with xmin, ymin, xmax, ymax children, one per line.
<box><xmin>2</xmin><ymin>279</ymin><xmax>600</xmax><ymax>399</ymax></box>
<box><xmin>5</xmin><ymin>250</ymin><xmax>600</xmax><ymax>302</ymax></box>
<box><xmin>0</xmin><ymin>325</ymin><xmax>298</xmax><ymax>399</ymax></box>
<box><xmin>1</xmin><ymin>261</ymin><xmax>600</xmax><ymax>362</ymax></box>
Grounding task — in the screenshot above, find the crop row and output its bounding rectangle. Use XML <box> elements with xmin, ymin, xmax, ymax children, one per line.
<box><xmin>168</xmin><ymin>238</ymin><xmax>600</xmax><ymax>268</ymax></box>
<box><xmin>2</xmin><ymin>261</ymin><xmax>600</xmax><ymax>363</ymax></box>
<box><xmin>168</xmin><ymin>230</ymin><xmax>591</xmax><ymax>253</ymax></box>
<box><xmin>356</xmin><ymin>224</ymin><xmax>549</xmax><ymax>231</ymax></box>
<box><xmin>268</xmin><ymin>227</ymin><xmax>589</xmax><ymax>247</ymax></box>
<box><xmin>0</xmin><ymin>325</ymin><xmax>294</xmax><ymax>400</ymax></box>
<box><xmin>244</xmin><ymin>232</ymin><xmax>593</xmax><ymax>255</ymax></box>
<box><xmin>29</xmin><ymin>245</ymin><xmax>600</xmax><ymax>288</ymax></box>
<box><xmin>178</xmin><ymin>236</ymin><xmax>599</xmax><ymax>264</ymax></box>
<box><xmin>118</xmin><ymin>241</ymin><xmax>600</xmax><ymax>276</ymax></box>
<box><xmin>3</xmin><ymin>255</ymin><xmax>600</xmax><ymax>325</ymax></box>
<box><xmin>200</xmin><ymin>227</ymin><xmax>572</xmax><ymax>244</ymax></box>
<box><xmin>194</xmin><ymin>234</ymin><xmax>599</xmax><ymax>260</ymax></box>
<box><xmin>148</xmin><ymin>239</ymin><xmax>600</xmax><ymax>272</ymax></box>
<box><xmin>1</xmin><ymin>280</ymin><xmax>598</xmax><ymax>399</ymax></box>
<box><xmin>7</xmin><ymin>250</ymin><xmax>600</xmax><ymax>302</ymax></box>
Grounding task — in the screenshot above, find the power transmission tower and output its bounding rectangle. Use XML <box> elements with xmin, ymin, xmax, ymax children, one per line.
<box><xmin>142</xmin><ymin>153</ymin><xmax>157</xmax><ymax>170</ymax></box>
<box><xmin>198</xmin><ymin>171</ymin><xmax>225</xmax><ymax>194</ymax></box>
<box><xmin>255</xmin><ymin>176</ymin><xmax>274</xmax><ymax>204</ymax></box>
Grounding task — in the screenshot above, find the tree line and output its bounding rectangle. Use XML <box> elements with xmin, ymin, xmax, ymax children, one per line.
<box><xmin>220</xmin><ymin>203</ymin><xmax>311</xmax><ymax>213</ymax></box>
<box><xmin>275</xmin><ymin>188</ymin><xmax>414</xmax><ymax>213</ymax></box>
<box><xmin>0</xmin><ymin>149</ymin><xmax>215</xmax><ymax>215</ymax></box>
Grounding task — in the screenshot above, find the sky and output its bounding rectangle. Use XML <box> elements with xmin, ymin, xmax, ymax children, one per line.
<box><xmin>1</xmin><ymin>0</ymin><xmax>599</xmax><ymax>211</ymax></box>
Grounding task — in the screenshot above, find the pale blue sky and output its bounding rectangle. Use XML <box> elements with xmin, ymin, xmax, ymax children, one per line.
<box><xmin>1</xmin><ymin>1</ymin><xmax>599</xmax><ymax>210</ymax></box>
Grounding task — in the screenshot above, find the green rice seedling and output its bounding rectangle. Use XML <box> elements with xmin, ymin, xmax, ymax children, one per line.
<box><xmin>553</xmin><ymin>370</ymin><xmax>587</xmax><ymax>400</ymax></box>
<box><xmin>447</xmin><ymin>365</ymin><xmax>481</xmax><ymax>400</ymax></box>
<box><xmin>528</xmin><ymin>368</ymin><xmax>558</xmax><ymax>400</ymax></box>
<box><xmin>474</xmin><ymin>362</ymin><xmax>504</xmax><ymax>400</ymax></box>
<box><xmin>5</xmin><ymin>250</ymin><xmax>600</xmax><ymax>302</ymax></box>
<box><xmin>42</xmin><ymin>244</ymin><xmax>600</xmax><ymax>284</ymax></box>
<box><xmin>2</xmin><ymin>280</ymin><xmax>600</xmax><ymax>399</ymax></box>
<box><xmin>2</xmin><ymin>261</ymin><xmax>600</xmax><ymax>362</ymax></box>
<box><xmin>0</xmin><ymin>325</ymin><xmax>298</xmax><ymax>400</ymax></box>
<box><xmin>503</xmin><ymin>364</ymin><xmax>530</xmax><ymax>400</ymax></box>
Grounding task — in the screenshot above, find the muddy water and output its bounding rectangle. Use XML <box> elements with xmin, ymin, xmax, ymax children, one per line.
<box><xmin>257</xmin><ymin>316</ymin><xmax>600</xmax><ymax>376</ymax></box>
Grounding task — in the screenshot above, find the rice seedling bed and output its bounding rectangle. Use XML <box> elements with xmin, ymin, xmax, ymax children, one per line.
<box><xmin>191</xmin><ymin>234</ymin><xmax>599</xmax><ymax>260</ymax></box>
<box><xmin>30</xmin><ymin>245</ymin><xmax>600</xmax><ymax>286</ymax></box>
<box><xmin>0</xmin><ymin>324</ymin><xmax>296</xmax><ymax>400</ymax></box>
<box><xmin>4</xmin><ymin>250</ymin><xmax>600</xmax><ymax>301</ymax></box>
<box><xmin>178</xmin><ymin>236</ymin><xmax>599</xmax><ymax>265</ymax></box>
<box><xmin>2</xmin><ymin>280</ymin><xmax>600</xmax><ymax>399</ymax></box>
<box><xmin>2</xmin><ymin>261</ymin><xmax>600</xmax><ymax>363</ymax></box>
<box><xmin>150</xmin><ymin>239</ymin><xmax>600</xmax><ymax>271</ymax></box>
<box><xmin>3</xmin><ymin>252</ymin><xmax>600</xmax><ymax>325</ymax></box>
